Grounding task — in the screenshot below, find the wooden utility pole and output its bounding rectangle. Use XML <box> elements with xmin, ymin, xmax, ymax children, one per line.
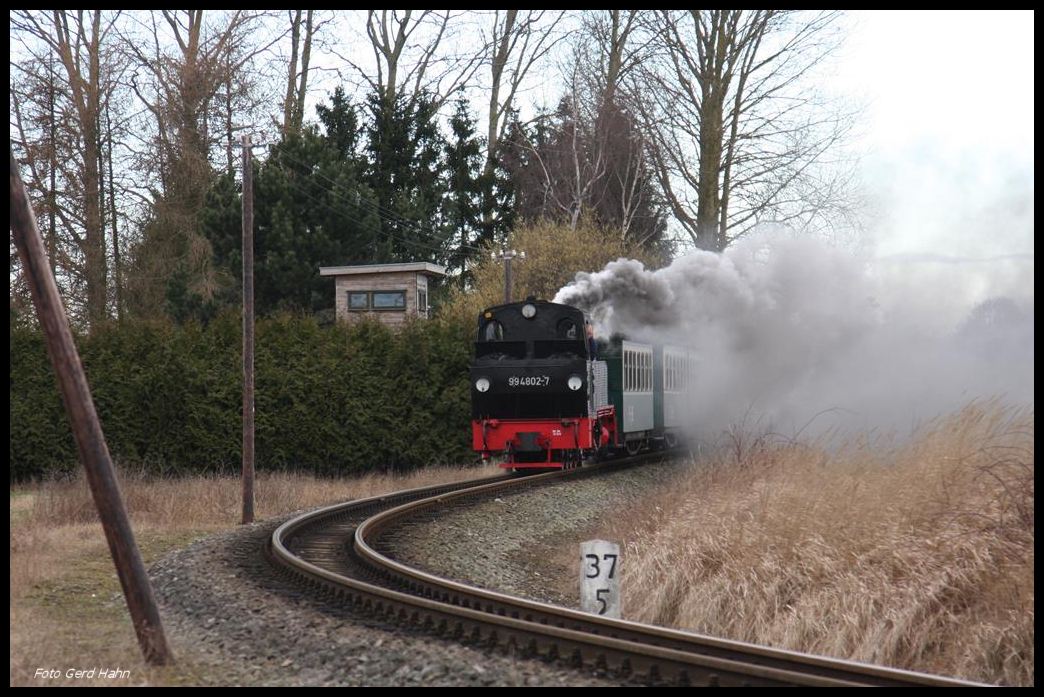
<box><xmin>241</xmin><ymin>134</ymin><xmax>255</xmax><ymax>525</ymax></box>
<box><xmin>10</xmin><ymin>144</ymin><xmax>175</xmax><ymax>666</ymax></box>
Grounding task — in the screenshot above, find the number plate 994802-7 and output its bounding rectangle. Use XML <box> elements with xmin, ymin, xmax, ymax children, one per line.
<box><xmin>507</xmin><ymin>375</ymin><xmax>550</xmax><ymax>387</ymax></box>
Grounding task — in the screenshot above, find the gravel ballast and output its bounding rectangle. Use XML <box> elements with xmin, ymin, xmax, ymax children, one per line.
<box><xmin>378</xmin><ymin>459</ymin><xmax>681</xmax><ymax>610</ymax></box>
<box><xmin>150</xmin><ymin>459</ymin><xmax>680</xmax><ymax>686</ymax></box>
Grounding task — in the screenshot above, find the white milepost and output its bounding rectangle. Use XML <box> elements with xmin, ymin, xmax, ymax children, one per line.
<box><xmin>580</xmin><ymin>540</ymin><xmax>621</xmax><ymax>618</ymax></box>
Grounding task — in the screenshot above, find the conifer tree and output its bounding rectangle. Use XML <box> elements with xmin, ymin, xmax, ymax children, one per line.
<box><xmin>363</xmin><ymin>90</ymin><xmax>449</xmax><ymax>263</ymax></box>
<box><xmin>443</xmin><ymin>99</ymin><xmax>484</xmax><ymax>283</ymax></box>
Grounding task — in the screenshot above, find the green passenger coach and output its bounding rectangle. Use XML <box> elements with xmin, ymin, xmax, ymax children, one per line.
<box><xmin>600</xmin><ymin>337</ymin><xmax>696</xmax><ymax>454</ymax></box>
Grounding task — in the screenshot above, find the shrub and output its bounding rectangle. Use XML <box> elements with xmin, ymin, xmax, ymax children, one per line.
<box><xmin>438</xmin><ymin>218</ymin><xmax>660</xmax><ymax>326</ymax></box>
<box><xmin>9</xmin><ymin>312</ymin><xmax>475</xmax><ymax>480</ymax></box>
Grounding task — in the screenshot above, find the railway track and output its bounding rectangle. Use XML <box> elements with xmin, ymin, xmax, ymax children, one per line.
<box><xmin>267</xmin><ymin>454</ymin><xmax>984</xmax><ymax>687</ymax></box>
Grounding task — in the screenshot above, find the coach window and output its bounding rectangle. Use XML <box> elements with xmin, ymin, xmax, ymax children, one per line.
<box><xmin>623</xmin><ymin>350</ymin><xmax>629</xmax><ymax>392</ymax></box>
<box><xmin>484</xmin><ymin>320</ymin><xmax>504</xmax><ymax>341</ymax></box>
<box><xmin>630</xmin><ymin>351</ymin><xmax>636</xmax><ymax>392</ymax></box>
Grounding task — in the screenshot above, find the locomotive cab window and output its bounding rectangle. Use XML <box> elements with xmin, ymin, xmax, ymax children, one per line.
<box><xmin>559</xmin><ymin>319</ymin><xmax>584</xmax><ymax>340</ymax></box>
<box><xmin>556</xmin><ymin>318</ymin><xmax>578</xmax><ymax>340</ymax></box>
<box><xmin>483</xmin><ymin>320</ymin><xmax>504</xmax><ymax>341</ymax></box>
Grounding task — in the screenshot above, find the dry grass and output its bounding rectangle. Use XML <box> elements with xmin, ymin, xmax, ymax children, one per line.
<box><xmin>597</xmin><ymin>402</ymin><xmax>1033</xmax><ymax>686</ymax></box>
<box><xmin>14</xmin><ymin>464</ymin><xmax>499</xmax><ymax>532</ymax></box>
<box><xmin>10</xmin><ymin>463</ymin><xmax>498</xmax><ymax>686</ymax></box>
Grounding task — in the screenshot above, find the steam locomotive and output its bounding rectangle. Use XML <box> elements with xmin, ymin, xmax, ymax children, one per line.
<box><xmin>470</xmin><ymin>298</ymin><xmax>695</xmax><ymax>470</ymax></box>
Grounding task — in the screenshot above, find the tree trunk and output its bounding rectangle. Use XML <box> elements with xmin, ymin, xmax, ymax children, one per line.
<box><xmin>292</xmin><ymin>10</ymin><xmax>313</xmax><ymax>132</ymax></box>
<box><xmin>696</xmin><ymin>86</ymin><xmax>724</xmax><ymax>251</ymax></box>
<box><xmin>283</xmin><ymin>10</ymin><xmax>301</xmax><ymax>135</ymax></box>
<box><xmin>105</xmin><ymin>99</ymin><xmax>122</xmax><ymax>320</ymax></box>
<box><xmin>47</xmin><ymin>50</ymin><xmax>58</xmax><ymax>278</ymax></box>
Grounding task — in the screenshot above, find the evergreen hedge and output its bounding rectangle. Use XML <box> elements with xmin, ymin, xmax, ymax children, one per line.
<box><xmin>9</xmin><ymin>312</ymin><xmax>476</xmax><ymax>480</ymax></box>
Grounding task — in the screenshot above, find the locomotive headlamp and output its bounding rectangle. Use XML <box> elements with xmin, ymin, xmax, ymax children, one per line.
<box><xmin>521</xmin><ymin>303</ymin><xmax>537</xmax><ymax>319</ymax></box>
<box><xmin>567</xmin><ymin>375</ymin><xmax>583</xmax><ymax>391</ymax></box>
<box><xmin>475</xmin><ymin>377</ymin><xmax>491</xmax><ymax>392</ymax></box>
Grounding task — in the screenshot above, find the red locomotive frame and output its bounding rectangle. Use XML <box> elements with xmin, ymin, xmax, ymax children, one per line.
<box><xmin>473</xmin><ymin>406</ymin><xmax>617</xmax><ymax>469</ymax></box>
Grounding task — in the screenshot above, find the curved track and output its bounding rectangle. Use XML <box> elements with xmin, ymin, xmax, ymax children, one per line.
<box><xmin>267</xmin><ymin>455</ymin><xmax>984</xmax><ymax>686</ymax></box>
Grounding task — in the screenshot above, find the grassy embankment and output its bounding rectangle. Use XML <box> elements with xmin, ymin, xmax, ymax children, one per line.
<box><xmin>586</xmin><ymin>402</ymin><xmax>1033</xmax><ymax>685</ymax></box>
<box><xmin>10</xmin><ymin>464</ymin><xmax>498</xmax><ymax>686</ymax></box>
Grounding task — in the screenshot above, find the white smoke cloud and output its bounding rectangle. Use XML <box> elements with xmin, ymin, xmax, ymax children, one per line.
<box><xmin>554</xmin><ymin>233</ymin><xmax>1034</xmax><ymax>441</ymax></box>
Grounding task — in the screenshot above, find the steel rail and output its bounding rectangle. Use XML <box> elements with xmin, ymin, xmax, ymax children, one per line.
<box><xmin>269</xmin><ymin>457</ymin><xmax>986</xmax><ymax>686</ymax></box>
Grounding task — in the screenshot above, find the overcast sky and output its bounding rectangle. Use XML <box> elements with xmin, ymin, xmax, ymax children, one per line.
<box><xmin>836</xmin><ymin>10</ymin><xmax>1034</xmax><ymax>262</ymax></box>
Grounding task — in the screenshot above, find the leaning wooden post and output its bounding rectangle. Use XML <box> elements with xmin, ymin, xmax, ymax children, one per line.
<box><xmin>241</xmin><ymin>134</ymin><xmax>255</xmax><ymax>524</ymax></box>
<box><xmin>9</xmin><ymin>145</ymin><xmax>175</xmax><ymax>666</ymax></box>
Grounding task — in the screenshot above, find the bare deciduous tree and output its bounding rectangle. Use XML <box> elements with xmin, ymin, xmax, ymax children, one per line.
<box><xmin>482</xmin><ymin>11</ymin><xmax>566</xmax><ymax>188</ymax></box>
<box><xmin>575</xmin><ymin>11</ymin><xmax>666</xmax><ymax>246</ymax></box>
<box><xmin>643</xmin><ymin>10</ymin><xmax>857</xmax><ymax>251</ymax></box>
<box><xmin>281</xmin><ymin>10</ymin><xmax>330</xmax><ymax>136</ymax></box>
<box><xmin>519</xmin><ymin>91</ymin><xmax>610</xmax><ymax>232</ymax></box>
<box><xmin>338</xmin><ymin>10</ymin><xmax>486</xmax><ymax>114</ymax></box>
<box><xmin>123</xmin><ymin>11</ymin><xmax>274</xmax><ymax>186</ymax></box>
<box><xmin>11</xmin><ymin>10</ymin><xmax>124</xmax><ymax>325</ymax></box>
<box><xmin>119</xmin><ymin>10</ymin><xmax>278</xmax><ymax>315</ymax></box>
<box><xmin>505</xmin><ymin>11</ymin><xmax>667</xmax><ymax>251</ymax></box>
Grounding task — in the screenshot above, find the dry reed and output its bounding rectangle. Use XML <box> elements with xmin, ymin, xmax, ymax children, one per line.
<box><xmin>603</xmin><ymin>402</ymin><xmax>1033</xmax><ymax>686</ymax></box>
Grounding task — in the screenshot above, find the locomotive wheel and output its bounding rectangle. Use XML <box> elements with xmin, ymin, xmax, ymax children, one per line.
<box><xmin>587</xmin><ymin>443</ymin><xmax>608</xmax><ymax>464</ymax></box>
<box><xmin>558</xmin><ymin>449</ymin><xmax>578</xmax><ymax>469</ymax></box>
<box><xmin>624</xmin><ymin>439</ymin><xmax>644</xmax><ymax>456</ymax></box>
<box><xmin>663</xmin><ymin>431</ymin><xmax>678</xmax><ymax>449</ymax></box>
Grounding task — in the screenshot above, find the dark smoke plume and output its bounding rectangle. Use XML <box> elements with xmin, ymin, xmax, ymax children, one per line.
<box><xmin>555</xmin><ymin>235</ymin><xmax>1034</xmax><ymax>441</ymax></box>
